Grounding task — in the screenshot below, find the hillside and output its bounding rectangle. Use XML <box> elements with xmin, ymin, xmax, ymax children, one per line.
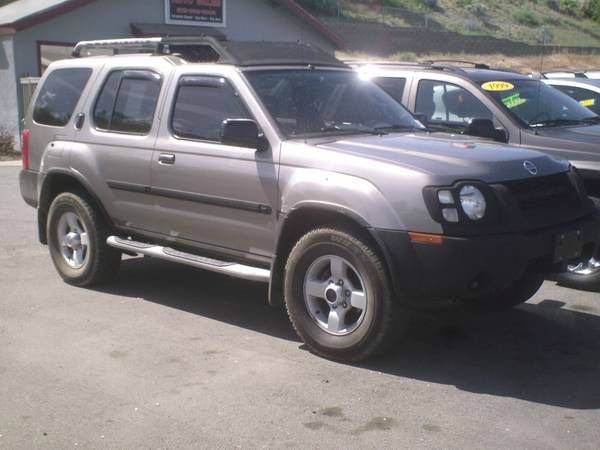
<box><xmin>301</xmin><ymin>0</ymin><xmax>600</xmax><ymax>47</ymax></box>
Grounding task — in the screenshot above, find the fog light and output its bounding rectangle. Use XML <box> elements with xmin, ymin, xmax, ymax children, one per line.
<box><xmin>442</xmin><ymin>208</ymin><xmax>459</xmax><ymax>223</ymax></box>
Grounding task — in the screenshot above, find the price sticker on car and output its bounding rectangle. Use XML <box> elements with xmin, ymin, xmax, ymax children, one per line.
<box><xmin>580</xmin><ymin>98</ymin><xmax>596</xmax><ymax>107</ymax></box>
<box><xmin>481</xmin><ymin>81</ymin><xmax>514</xmax><ymax>92</ymax></box>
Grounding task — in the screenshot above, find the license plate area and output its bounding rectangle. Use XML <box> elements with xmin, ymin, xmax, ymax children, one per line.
<box><xmin>554</xmin><ymin>230</ymin><xmax>584</xmax><ymax>263</ymax></box>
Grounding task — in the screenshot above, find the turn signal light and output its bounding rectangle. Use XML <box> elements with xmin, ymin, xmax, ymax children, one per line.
<box><xmin>409</xmin><ymin>232</ymin><xmax>444</xmax><ymax>245</ymax></box>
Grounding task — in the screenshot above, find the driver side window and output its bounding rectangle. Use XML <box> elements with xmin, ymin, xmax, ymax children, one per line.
<box><xmin>416</xmin><ymin>80</ymin><xmax>493</xmax><ymax>126</ymax></box>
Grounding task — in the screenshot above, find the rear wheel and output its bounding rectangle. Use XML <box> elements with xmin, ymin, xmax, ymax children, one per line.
<box><xmin>47</xmin><ymin>192</ymin><xmax>121</xmax><ymax>287</ymax></box>
<box><xmin>284</xmin><ymin>228</ymin><xmax>401</xmax><ymax>362</ymax></box>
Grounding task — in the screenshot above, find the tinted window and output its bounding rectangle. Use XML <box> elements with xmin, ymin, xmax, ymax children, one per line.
<box><xmin>373</xmin><ymin>77</ymin><xmax>406</xmax><ymax>103</ymax></box>
<box><xmin>553</xmin><ymin>85</ymin><xmax>600</xmax><ymax>115</ymax></box>
<box><xmin>33</xmin><ymin>68</ymin><xmax>92</xmax><ymax>127</ymax></box>
<box><xmin>416</xmin><ymin>80</ymin><xmax>493</xmax><ymax>126</ymax></box>
<box><xmin>482</xmin><ymin>79</ymin><xmax>597</xmax><ymax>128</ymax></box>
<box><xmin>245</xmin><ymin>70</ymin><xmax>423</xmax><ymax>138</ymax></box>
<box><xmin>171</xmin><ymin>77</ymin><xmax>250</xmax><ymax>142</ymax></box>
<box><xmin>93</xmin><ymin>70</ymin><xmax>162</xmax><ymax>134</ymax></box>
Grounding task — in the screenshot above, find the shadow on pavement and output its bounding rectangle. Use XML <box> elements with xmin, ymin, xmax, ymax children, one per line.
<box><xmin>101</xmin><ymin>257</ymin><xmax>600</xmax><ymax>410</ymax></box>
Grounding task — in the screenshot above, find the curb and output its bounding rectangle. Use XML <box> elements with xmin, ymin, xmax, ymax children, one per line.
<box><xmin>0</xmin><ymin>160</ymin><xmax>21</xmax><ymax>167</ymax></box>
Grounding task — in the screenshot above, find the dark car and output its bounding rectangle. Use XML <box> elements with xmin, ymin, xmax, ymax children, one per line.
<box><xmin>350</xmin><ymin>60</ymin><xmax>600</xmax><ymax>291</ymax></box>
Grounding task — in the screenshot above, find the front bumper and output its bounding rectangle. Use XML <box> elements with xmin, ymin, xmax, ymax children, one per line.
<box><xmin>371</xmin><ymin>214</ymin><xmax>600</xmax><ymax>302</ymax></box>
<box><xmin>19</xmin><ymin>169</ymin><xmax>38</xmax><ymax>208</ymax></box>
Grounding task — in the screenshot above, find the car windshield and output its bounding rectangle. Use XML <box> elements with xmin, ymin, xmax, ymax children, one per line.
<box><xmin>244</xmin><ymin>69</ymin><xmax>425</xmax><ymax>138</ymax></box>
<box><xmin>482</xmin><ymin>79</ymin><xmax>599</xmax><ymax>128</ymax></box>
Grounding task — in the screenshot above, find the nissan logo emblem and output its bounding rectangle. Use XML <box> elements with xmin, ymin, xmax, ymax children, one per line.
<box><xmin>523</xmin><ymin>161</ymin><xmax>538</xmax><ymax>176</ymax></box>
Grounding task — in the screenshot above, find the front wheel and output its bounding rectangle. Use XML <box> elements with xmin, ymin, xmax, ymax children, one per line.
<box><xmin>555</xmin><ymin>256</ymin><xmax>600</xmax><ymax>292</ymax></box>
<box><xmin>466</xmin><ymin>271</ymin><xmax>545</xmax><ymax>311</ymax></box>
<box><xmin>284</xmin><ymin>228</ymin><xmax>401</xmax><ymax>362</ymax></box>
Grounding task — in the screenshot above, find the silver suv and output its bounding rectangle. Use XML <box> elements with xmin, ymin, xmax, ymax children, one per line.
<box><xmin>19</xmin><ymin>38</ymin><xmax>600</xmax><ymax>361</ymax></box>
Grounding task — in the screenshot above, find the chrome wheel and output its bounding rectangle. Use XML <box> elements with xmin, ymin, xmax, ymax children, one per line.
<box><xmin>57</xmin><ymin>211</ymin><xmax>89</xmax><ymax>269</ymax></box>
<box><xmin>303</xmin><ymin>255</ymin><xmax>368</xmax><ymax>336</ymax></box>
<box><xmin>568</xmin><ymin>257</ymin><xmax>600</xmax><ymax>276</ymax></box>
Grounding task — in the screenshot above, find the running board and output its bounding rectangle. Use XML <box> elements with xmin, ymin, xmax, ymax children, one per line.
<box><xmin>106</xmin><ymin>236</ymin><xmax>270</xmax><ymax>283</ymax></box>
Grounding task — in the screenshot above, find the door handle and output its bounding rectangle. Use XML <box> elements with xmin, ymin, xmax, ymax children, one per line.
<box><xmin>158</xmin><ymin>153</ymin><xmax>176</xmax><ymax>165</ymax></box>
<box><xmin>75</xmin><ymin>113</ymin><xmax>85</xmax><ymax>130</ymax></box>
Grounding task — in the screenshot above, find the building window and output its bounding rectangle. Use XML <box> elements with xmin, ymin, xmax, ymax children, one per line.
<box><xmin>38</xmin><ymin>42</ymin><xmax>75</xmax><ymax>75</ymax></box>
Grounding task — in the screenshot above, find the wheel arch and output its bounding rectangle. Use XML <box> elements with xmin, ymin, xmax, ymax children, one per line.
<box><xmin>268</xmin><ymin>203</ymin><xmax>391</xmax><ymax>308</ymax></box>
<box><xmin>38</xmin><ymin>169</ymin><xmax>113</xmax><ymax>244</ymax></box>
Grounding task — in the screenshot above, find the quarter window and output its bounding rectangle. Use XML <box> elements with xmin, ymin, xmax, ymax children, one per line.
<box><xmin>416</xmin><ymin>80</ymin><xmax>493</xmax><ymax>126</ymax></box>
<box><xmin>33</xmin><ymin>68</ymin><xmax>92</xmax><ymax>127</ymax></box>
<box><xmin>93</xmin><ymin>70</ymin><xmax>162</xmax><ymax>134</ymax></box>
<box><xmin>171</xmin><ymin>76</ymin><xmax>250</xmax><ymax>142</ymax></box>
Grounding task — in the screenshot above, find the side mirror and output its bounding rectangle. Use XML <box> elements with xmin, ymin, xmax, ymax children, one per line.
<box><xmin>464</xmin><ymin>118</ymin><xmax>508</xmax><ymax>143</ymax></box>
<box><xmin>221</xmin><ymin>119</ymin><xmax>266</xmax><ymax>150</ymax></box>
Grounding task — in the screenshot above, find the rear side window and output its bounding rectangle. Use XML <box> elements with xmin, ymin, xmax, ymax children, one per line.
<box><xmin>33</xmin><ymin>68</ymin><xmax>92</xmax><ymax>127</ymax></box>
<box><xmin>171</xmin><ymin>76</ymin><xmax>250</xmax><ymax>142</ymax></box>
<box><xmin>373</xmin><ymin>77</ymin><xmax>406</xmax><ymax>103</ymax></box>
<box><xmin>93</xmin><ymin>70</ymin><xmax>162</xmax><ymax>134</ymax></box>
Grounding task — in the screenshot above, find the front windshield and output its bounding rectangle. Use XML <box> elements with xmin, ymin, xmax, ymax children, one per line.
<box><xmin>482</xmin><ymin>79</ymin><xmax>598</xmax><ymax>128</ymax></box>
<box><xmin>244</xmin><ymin>69</ymin><xmax>424</xmax><ymax>138</ymax></box>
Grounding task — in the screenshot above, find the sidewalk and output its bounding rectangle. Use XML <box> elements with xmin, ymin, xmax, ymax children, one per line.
<box><xmin>0</xmin><ymin>160</ymin><xmax>21</xmax><ymax>167</ymax></box>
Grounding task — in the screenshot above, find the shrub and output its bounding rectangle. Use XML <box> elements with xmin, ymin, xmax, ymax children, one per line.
<box><xmin>0</xmin><ymin>129</ymin><xmax>15</xmax><ymax>155</ymax></box>
<box><xmin>513</xmin><ymin>8</ymin><xmax>541</xmax><ymax>26</ymax></box>
<box><xmin>293</xmin><ymin>0</ymin><xmax>338</xmax><ymax>15</ymax></box>
<box><xmin>583</xmin><ymin>0</ymin><xmax>600</xmax><ymax>22</ymax></box>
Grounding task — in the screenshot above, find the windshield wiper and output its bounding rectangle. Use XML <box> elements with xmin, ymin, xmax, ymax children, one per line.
<box><xmin>529</xmin><ymin>118</ymin><xmax>587</xmax><ymax>128</ymax></box>
<box><xmin>319</xmin><ymin>123</ymin><xmax>387</xmax><ymax>136</ymax></box>
<box><xmin>374</xmin><ymin>124</ymin><xmax>427</xmax><ymax>133</ymax></box>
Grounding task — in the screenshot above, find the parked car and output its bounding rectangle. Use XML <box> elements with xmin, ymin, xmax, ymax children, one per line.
<box><xmin>19</xmin><ymin>39</ymin><xmax>600</xmax><ymax>361</ymax></box>
<box><xmin>541</xmin><ymin>70</ymin><xmax>600</xmax><ymax>80</ymax></box>
<box><xmin>536</xmin><ymin>75</ymin><xmax>600</xmax><ymax>116</ymax></box>
<box><xmin>351</xmin><ymin>60</ymin><xmax>600</xmax><ymax>290</ymax></box>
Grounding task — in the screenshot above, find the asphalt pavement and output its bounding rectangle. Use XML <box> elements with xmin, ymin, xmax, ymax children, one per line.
<box><xmin>1</xmin><ymin>165</ymin><xmax>600</xmax><ymax>449</ymax></box>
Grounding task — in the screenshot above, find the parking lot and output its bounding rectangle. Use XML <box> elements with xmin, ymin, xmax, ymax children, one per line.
<box><xmin>1</xmin><ymin>164</ymin><xmax>600</xmax><ymax>449</ymax></box>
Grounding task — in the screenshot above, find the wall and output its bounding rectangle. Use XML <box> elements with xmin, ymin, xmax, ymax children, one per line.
<box><xmin>0</xmin><ymin>36</ymin><xmax>19</xmax><ymax>150</ymax></box>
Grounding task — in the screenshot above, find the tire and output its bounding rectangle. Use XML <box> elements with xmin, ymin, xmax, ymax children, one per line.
<box><xmin>284</xmin><ymin>228</ymin><xmax>400</xmax><ymax>362</ymax></box>
<box><xmin>555</xmin><ymin>257</ymin><xmax>600</xmax><ymax>292</ymax></box>
<box><xmin>467</xmin><ymin>270</ymin><xmax>545</xmax><ymax>312</ymax></box>
<box><xmin>47</xmin><ymin>191</ymin><xmax>121</xmax><ymax>287</ymax></box>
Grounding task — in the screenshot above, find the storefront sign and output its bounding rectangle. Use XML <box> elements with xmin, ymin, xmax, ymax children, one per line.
<box><xmin>165</xmin><ymin>0</ymin><xmax>226</xmax><ymax>27</ymax></box>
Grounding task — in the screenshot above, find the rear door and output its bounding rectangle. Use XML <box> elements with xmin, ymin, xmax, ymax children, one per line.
<box><xmin>73</xmin><ymin>66</ymin><xmax>169</xmax><ymax>231</ymax></box>
<box><xmin>150</xmin><ymin>72</ymin><xmax>279</xmax><ymax>258</ymax></box>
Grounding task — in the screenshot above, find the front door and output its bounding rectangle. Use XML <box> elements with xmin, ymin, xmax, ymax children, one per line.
<box><xmin>151</xmin><ymin>74</ymin><xmax>279</xmax><ymax>258</ymax></box>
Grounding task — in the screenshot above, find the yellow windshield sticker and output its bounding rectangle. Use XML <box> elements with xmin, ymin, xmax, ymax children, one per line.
<box><xmin>482</xmin><ymin>81</ymin><xmax>515</xmax><ymax>92</ymax></box>
<box><xmin>502</xmin><ymin>93</ymin><xmax>526</xmax><ymax>109</ymax></box>
<box><xmin>580</xmin><ymin>98</ymin><xmax>596</xmax><ymax>107</ymax></box>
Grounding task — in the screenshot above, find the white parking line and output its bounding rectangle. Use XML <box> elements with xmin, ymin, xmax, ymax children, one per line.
<box><xmin>0</xmin><ymin>160</ymin><xmax>21</xmax><ymax>167</ymax></box>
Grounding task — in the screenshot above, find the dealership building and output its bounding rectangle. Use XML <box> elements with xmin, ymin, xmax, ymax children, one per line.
<box><xmin>0</xmin><ymin>0</ymin><xmax>343</xmax><ymax>149</ymax></box>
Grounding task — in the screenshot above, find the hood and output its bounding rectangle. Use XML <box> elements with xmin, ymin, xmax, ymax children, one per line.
<box><xmin>316</xmin><ymin>132</ymin><xmax>569</xmax><ymax>184</ymax></box>
<box><xmin>536</xmin><ymin>124</ymin><xmax>600</xmax><ymax>143</ymax></box>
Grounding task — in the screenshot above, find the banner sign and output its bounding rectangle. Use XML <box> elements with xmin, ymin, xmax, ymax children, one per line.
<box><xmin>165</xmin><ymin>0</ymin><xmax>226</xmax><ymax>27</ymax></box>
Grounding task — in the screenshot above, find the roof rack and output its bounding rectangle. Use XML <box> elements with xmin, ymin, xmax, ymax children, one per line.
<box><xmin>423</xmin><ymin>59</ymin><xmax>490</xmax><ymax>70</ymax></box>
<box><xmin>72</xmin><ymin>36</ymin><xmax>346</xmax><ymax>67</ymax></box>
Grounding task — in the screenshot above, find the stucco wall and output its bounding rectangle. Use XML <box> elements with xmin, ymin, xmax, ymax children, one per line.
<box><xmin>0</xmin><ymin>36</ymin><xmax>19</xmax><ymax>151</ymax></box>
<box><xmin>12</xmin><ymin>0</ymin><xmax>334</xmax><ymax>78</ymax></box>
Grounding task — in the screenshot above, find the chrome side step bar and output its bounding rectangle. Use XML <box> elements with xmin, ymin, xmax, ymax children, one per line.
<box><xmin>106</xmin><ymin>236</ymin><xmax>270</xmax><ymax>283</ymax></box>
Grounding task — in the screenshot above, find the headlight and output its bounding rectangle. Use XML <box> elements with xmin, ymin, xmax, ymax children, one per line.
<box><xmin>459</xmin><ymin>185</ymin><xmax>486</xmax><ymax>220</ymax></box>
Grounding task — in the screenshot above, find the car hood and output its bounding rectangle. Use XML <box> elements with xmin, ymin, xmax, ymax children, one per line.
<box><xmin>536</xmin><ymin>123</ymin><xmax>600</xmax><ymax>142</ymax></box>
<box><xmin>316</xmin><ymin>132</ymin><xmax>568</xmax><ymax>184</ymax></box>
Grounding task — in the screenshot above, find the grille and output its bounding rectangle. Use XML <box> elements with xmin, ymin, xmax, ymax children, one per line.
<box><xmin>503</xmin><ymin>172</ymin><xmax>578</xmax><ymax>211</ymax></box>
